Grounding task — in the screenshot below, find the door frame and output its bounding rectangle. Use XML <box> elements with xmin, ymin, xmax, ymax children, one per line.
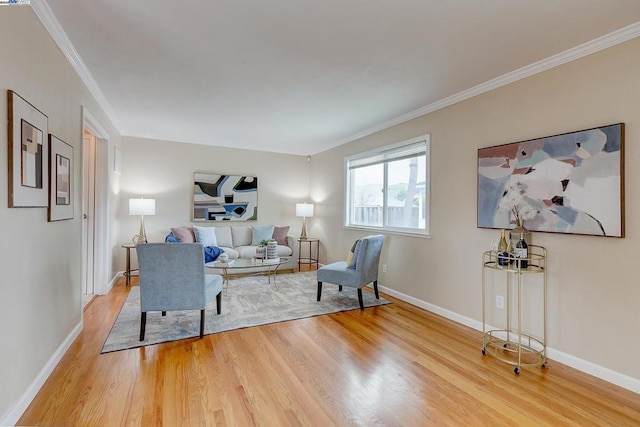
<box><xmin>82</xmin><ymin>131</ymin><xmax>96</xmax><ymax>296</ymax></box>
<box><xmin>82</xmin><ymin>107</ymin><xmax>111</xmax><ymax>295</ymax></box>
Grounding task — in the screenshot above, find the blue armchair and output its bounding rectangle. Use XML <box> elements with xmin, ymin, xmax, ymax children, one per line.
<box><xmin>316</xmin><ymin>235</ymin><xmax>385</xmax><ymax>310</ymax></box>
<box><xmin>136</xmin><ymin>243</ymin><xmax>223</xmax><ymax>341</ymax></box>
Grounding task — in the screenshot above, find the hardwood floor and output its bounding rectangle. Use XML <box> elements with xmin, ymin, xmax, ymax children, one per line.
<box><xmin>19</xmin><ymin>273</ymin><xmax>640</xmax><ymax>426</ymax></box>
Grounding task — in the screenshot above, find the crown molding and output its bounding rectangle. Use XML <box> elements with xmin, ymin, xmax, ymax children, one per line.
<box><xmin>30</xmin><ymin>0</ymin><xmax>121</xmax><ymax>131</ymax></box>
<box><xmin>336</xmin><ymin>21</ymin><xmax>640</xmax><ymax>148</ymax></box>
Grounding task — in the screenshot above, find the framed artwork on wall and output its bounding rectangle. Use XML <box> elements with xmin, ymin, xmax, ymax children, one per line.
<box><xmin>48</xmin><ymin>134</ymin><xmax>74</xmax><ymax>221</ymax></box>
<box><xmin>7</xmin><ymin>90</ymin><xmax>49</xmax><ymax>207</ymax></box>
<box><xmin>477</xmin><ymin>123</ymin><xmax>625</xmax><ymax>237</ymax></box>
<box><xmin>193</xmin><ymin>172</ymin><xmax>258</xmax><ymax>221</ymax></box>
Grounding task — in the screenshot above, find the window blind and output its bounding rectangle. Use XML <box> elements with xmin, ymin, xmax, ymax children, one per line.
<box><xmin>348</xmin><ymin>140</ymin><xmax>427</xmax><ymax>170</ymax></box>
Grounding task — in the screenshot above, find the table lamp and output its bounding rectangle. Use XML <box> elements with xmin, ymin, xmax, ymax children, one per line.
<box><xmin>296</xmin><ymin>203</ymin><xmax>314</xmax><ymax>240</ymax></box>
<box><xmin>129</xmin><ymin>197</ymin><xmax>155</xmax><ymax>244</ymax></box>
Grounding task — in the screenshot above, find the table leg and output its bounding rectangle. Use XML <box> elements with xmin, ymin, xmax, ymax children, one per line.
<box><xmin>222</xmin><ymin>267</ymin><xmax>229</xmax><ymax>296</ymax></box>
<box><xmin>271</xmin><ymin>265</ymin><xmax>282</xmax><ymax>289</ymax></box>
<box><xmin>125</xmin><ymin>247</ymin><xmax>131</xmax><ymax>286</ymax></box>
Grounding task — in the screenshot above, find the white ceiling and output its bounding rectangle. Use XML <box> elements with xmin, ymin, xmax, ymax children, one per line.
<box><xmin>37</xmin><ymin>0</ymin><xmax>640</xmax><ymax>155</ymax></box>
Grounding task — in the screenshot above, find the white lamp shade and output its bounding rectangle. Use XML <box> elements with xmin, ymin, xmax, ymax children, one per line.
<box><xmin>129</xmin><ymin>198</ymin><xmax>156</xmax><ymax>216</ymax></box>
<box><xmin>296</xmin><ymin>203</ymin><xmax>314</xmax><ymax>218</ymax></box>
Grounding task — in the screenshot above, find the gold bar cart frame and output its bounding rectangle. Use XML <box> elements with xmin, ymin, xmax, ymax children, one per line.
<box><xmin>481</xmin><ymin>245</ymin><xmax>547</xmax><ymax>375</ymax></box>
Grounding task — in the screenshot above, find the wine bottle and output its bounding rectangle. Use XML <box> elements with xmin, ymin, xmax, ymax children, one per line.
<box><xmin>497</xmin><ymin>229</ymin><xmax>509</xmax><ymax>267</ymax></box>
<box><xmin>514</xmin><ymin>232</ymin><xmax>528</xmax><ymax>269</ymax></box>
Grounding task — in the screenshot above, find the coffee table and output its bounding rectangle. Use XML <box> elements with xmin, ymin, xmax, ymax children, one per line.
<box><xmin>205</xmin><ymin>257</ymin><xmax>290</xmax><ymax>293</ymax></box>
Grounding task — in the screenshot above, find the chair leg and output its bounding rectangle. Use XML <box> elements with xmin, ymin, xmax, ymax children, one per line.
<box><xmin>373</xmin><ymin>280</ymin><xmax>379</xmax><ymax>299</ymax></box>
<box><xmin>140</xmin><ymin>312</ymin><xmax>147</xmax><ymax>341</ymax></box>
<box><xmin>317</xmin><ymin>281</ymin><xmax>322</xmax><ymax>301</ymax></box>
<box><xmin>200</xmin><ymin>309</ymin><xmax>205</xmax><ymax>339</ymax></box>
<box><xmin>216</xmin><ymin>291</ymin><xmax>222</xmax><ymax>314</ymax></box>
<box><xmin>162</xmin><ymin>311</ymin><xmax>166</xmax><ymax>316</ymax></box>
<box><xmin>339</xmin><ymin>285</ymin><xmax>343</xmax><ymax>292</ymax></box>
<box><xmin>357</xmin><ymin>289</ymin><xmax>364</xmax><ymax>310</ymax></box>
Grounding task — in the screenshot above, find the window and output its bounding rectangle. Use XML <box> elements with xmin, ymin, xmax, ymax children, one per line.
<box><xmin>345</xmin><ymin>134</ymin><xmax>430</xmax><ymax>236</ymax></box>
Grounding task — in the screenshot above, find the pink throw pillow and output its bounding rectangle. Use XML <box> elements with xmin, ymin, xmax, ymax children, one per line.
<box><xmin>171</xmin><ymin>226</ymin><xmax>195</xmax><ymax>243</ymax></box>
<box><xmin>272</xmin><ymin>226</ymin><xmax>290</xmax><ymax>245</ymax></box>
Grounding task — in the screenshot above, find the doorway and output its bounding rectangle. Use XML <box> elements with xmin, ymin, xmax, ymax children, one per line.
<box><xmin>82</xmin><ymin>108</ymin><xmax>110</xmax><ymax>299</ymax></box>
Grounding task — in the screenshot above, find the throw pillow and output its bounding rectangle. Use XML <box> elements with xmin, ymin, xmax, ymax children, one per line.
<box><xmin>193</xmin><ymin>225</ymin><xmax>217</xmax><ymax>247</ymax></box>
<box><xmin>272</xmin><ymin>225</ymin><xmax>290</xmax><ymax>246</ymax></box>
<box><xmin>231</xmin><ymin>226</ymin><xmax>252</xmax><ymax>247</ymax></box>
<box><xmin>165</xmin><ymin>233</ymin><xmax>179</xmax><ymax>243</ymax></box>
<box><xmin>346</xmin><ymin>239</ymin><xmax>361</xmax><ymax>269</ymax></box>
<box><xmin>251</xmin><ymin>225</ymin><xmax>275</xmax><ymax>245</ymax></box>
<box><xmin>170</xmin><ymin>226</ymin><xmax>195</xmax><ymax>243</ymax></box>
<box><xmin>214</xmin><ymin>226</ymin><xmax>233</xmax><ymax>248</ymax></box>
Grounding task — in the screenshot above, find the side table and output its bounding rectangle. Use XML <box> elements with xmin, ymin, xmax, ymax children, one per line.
<box><xmin>122</xmin><ymin>243</ymin><xmax>137</xmax><ymax>286</ymax></box>
<box><xmin>297</xmin><ymin>238</ymin><xmax>319</xmax><ymax>271</ymax></box>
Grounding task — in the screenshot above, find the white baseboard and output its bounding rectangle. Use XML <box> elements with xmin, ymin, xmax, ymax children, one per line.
<box><xmin>378</xmin><ymin>284</ymin><xmax>483</xmax><ymax>331</ymax></box>
<box><xmin>1</xmin><ymin>321</ymin><xmax>83</xmax><ymax>426</ymax></box>
<box><xmin>546</xmin><ymin>347</ymin><xmax>640</xmax><ymax>394</ymax></box>
<box><xmin>378</xmin><ymin>284</ymin><xmax>640</xmax><ymax>394</ymax></box>
<box><xmin>103</xmin><ymin>272</ymin><xmax>122</xmax><ymax>295</ymax></box>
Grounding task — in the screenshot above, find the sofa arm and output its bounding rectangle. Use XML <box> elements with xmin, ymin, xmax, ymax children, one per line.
<box><xmin>287</xmin><ymin>235</ymin><xmax>300</xmax><ymax>265</ymax></box>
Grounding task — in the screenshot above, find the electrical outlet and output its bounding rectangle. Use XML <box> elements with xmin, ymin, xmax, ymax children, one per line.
<box><xmin>496</xmin><ymin>295</ymin><xmax>504</xmax><ymax>309</ymax></box>
<box><xmin>382</xmin><ymin>264</ymin><xmax>387</xmax><ymax>273</ymax></box>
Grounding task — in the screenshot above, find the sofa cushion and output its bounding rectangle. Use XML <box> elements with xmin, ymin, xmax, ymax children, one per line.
<box><xmin>251</xmin><ymin>225</ymin><xmax>274</xmax><ymax>245</ymax></box>
<box><xmin>193</xmin><ymin>225</ymin><xmax>217</xmax><ymax>247</ymax></box>
<box><xmin>276</xmin><ymin>245</ymin><xmax>293</xmax><ymax>257</ymax></box>
<box><xmin>272</xmin><ymin>225</ymin><xmax>290</xmax><ymax>245</ymax></box>
<box><xmin>171</xmin><ymin>226</ymin><xmax>195</xmax><ymax>243</ymax></box>
<box><xmin>232</xmin><ymin>226</ymin><xmax>252</xmax><ymax>247</ymax></box>
<box><xmin>215</xmin><ymin>226</ymin><xmax>233</xmax><ymax>248</ymax></box>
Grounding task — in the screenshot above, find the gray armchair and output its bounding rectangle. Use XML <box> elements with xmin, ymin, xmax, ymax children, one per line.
<box><xmin>136</xmin><ymin>243</ymin><xmax>223</xmax><ymax>341</ymax></box>
<box><xmin>317</xmin><ymin>235</ymin><xmax>385</xmax><ymax>310</ymax></box>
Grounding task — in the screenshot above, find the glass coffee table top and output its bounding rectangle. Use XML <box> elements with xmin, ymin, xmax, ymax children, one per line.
<box><xmin>205</xmin><ymin>257</ymin><xmax>290</xmax><ymax>292</ymax></box>
<box><xmin>206</xmin><ymin>256</ymin><xmax>290</xmax><ymax>270</ymax></box>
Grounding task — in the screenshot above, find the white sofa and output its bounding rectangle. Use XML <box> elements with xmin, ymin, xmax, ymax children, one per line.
<box><xmin>168</xmin><ymin>225</ymin><xmax>299</xmax><ymax>273</ymax></box>
<box><xmin>212</xmin><ymin>225</ymin><xmax>298</xmax><ymax>272</ymax></box>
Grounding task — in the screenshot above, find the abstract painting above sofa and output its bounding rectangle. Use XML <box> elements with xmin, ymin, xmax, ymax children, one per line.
<box><xmin>193</xmin><ymin>172</ymin><xmax>258</xmax><ymax>221</ymax></box>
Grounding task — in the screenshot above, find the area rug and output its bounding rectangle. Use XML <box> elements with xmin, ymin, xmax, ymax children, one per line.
<box><xmin>102</xmin><ymin>271</ymin><xmax>390</xmax><ymax>353</ymax></box>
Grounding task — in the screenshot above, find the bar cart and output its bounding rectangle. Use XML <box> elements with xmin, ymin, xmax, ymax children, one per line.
<box><xmin>481</xmin><ymin>245</ymin><xmax>547</xmax><ymax>375</ymax></box>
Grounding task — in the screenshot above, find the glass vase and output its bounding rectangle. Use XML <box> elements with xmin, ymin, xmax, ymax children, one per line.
<box><xmin>510</xmin><ymin>218</ymin><xmax>531</xmax><ymax>249</ymax></box>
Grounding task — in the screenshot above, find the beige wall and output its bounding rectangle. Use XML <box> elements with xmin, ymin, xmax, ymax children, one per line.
<box><xmin>312</xmin><ymin>37</ymin><xmax>640</xmax><ymax>383</ymax></box>
<box><xmin>116</xmin><ymin>137</ymin><xmax>310</xmax><ymax>270</ymax></box>
<box><xmin>0</xmin><ymin>7</ymin><xmax>122</xmax><ymax>423</ymax></box>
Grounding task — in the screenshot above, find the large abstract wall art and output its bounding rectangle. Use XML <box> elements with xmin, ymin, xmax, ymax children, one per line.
<box><xmin>477</xmin><ymin>123</ymin><xmax>624</xmax><ymax>237</ymax></box>
<box><xmin>193</xmin><ymin>172</ymin><xmax>258</xmax><ymax>221</ymax></box>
